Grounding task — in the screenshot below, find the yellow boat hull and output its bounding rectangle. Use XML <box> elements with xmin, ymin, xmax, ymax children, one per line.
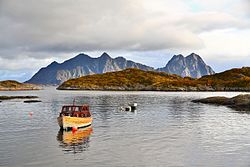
<box><xmin>57</xmin><ymin>116</ymin><xmax>92</xmax><ymax>130</ymax></box>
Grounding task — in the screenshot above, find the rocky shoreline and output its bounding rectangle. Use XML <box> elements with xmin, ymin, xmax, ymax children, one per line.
<box><xmin>0</xmin><ymin>96</ymin><xmax>39</xmax><ymax>100</ymax></box>
<box><xmin>23</xmin><ymin>100</ymin><xmax>42</xmax><ymax>103</ymax></box>
<box><xmin>0</xmin><ymin>87</ymin><xmax>41</xmax><ymax>91</ymax></box>
<box><xmin>192</xmin><ymin>94</ymin><xmax>250</xmax><ymax>111</ymax></box>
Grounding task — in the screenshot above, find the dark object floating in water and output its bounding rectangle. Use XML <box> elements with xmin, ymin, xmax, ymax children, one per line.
<box><xmin>0</xmin><ymin>96</ymin><xmax>38</xmax><ymax>100</ymax></box>
<box><xmin>192</xmin><ymin>94</ymin><xmax>250</xmax><ymax>112</ymax></box>
<box><xmin>24</xmin><ymin>100</ymin><xmax>42</xmax><ymax>103</ymax></box>
<box><xmin>120</xmin><ymin>103</ymin><xmax>137</xmax><ymax>112</ymax></box>
<box><xmin>0</xmin><ymin>101</ymin><xmax>2</xmax><ymax>103</ymax></box>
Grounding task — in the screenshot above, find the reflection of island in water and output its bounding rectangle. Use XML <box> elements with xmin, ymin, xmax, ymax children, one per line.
<box><xmin>57</xmin><ymin>127</ymin><xmax>93</xmax><ymax>154</ymax></box>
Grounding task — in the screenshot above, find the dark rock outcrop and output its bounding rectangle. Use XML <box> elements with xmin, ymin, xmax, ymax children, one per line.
<box><xmin>157</xmin><ymin>53</ymin><xmax>215</xmax><ymax>78</ymax></box>
<box><xmin>192</xmin><ymin>94</ymin><xmax>250</xmax><ymax>111</ymax></box>
<box><xmin>0</xmin><ymin>96</ymin><xmax>38</xmax><ymax>100</ymax></box>
<box><xmin>24</xmin><ymin>100</ymin><xmax>42</xmax><ymax>103</ymax></box>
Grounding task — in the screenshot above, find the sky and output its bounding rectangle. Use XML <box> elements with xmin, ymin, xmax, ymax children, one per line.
<box><xmin>0</xmin><ymin>0</ymin><xmax>250</xmax><ymax>81</ymax></box>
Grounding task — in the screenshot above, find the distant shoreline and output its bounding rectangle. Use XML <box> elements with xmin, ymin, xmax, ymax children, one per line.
<box><xmin>57</xmin><ymin>87</ymin><xmax>250</xmax><ymax>92</ymax></box>
<box><xmin>0</xmin><ymin>80</ymin><xmax>41</xmax><ymax>91</ymax></box>
<box><xmin>0</xmin><ymin>88</ymin><xmax>41</xmax><ymax>91</ymax></box>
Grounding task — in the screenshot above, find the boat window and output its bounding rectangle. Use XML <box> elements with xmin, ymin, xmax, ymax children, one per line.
<box><xmin>83</xmin><ymin>106</ymin><xmax>89</xmax><ymax>111</ymax></box>
<box><xmin>74</xmin><ymin>106</ymin><xmax>79</xmax><ymax>111</ymax></box>
<box><xmin>63</xmin><ymin>107</ymin><xmax>69</xmax><ymax>112</ymax></box>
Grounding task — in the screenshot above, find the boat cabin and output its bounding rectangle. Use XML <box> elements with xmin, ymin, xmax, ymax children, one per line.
<box><xmin>60</xmin><ymin>105</ymin><xmax>91</xmax><ymax>118</ymax></box>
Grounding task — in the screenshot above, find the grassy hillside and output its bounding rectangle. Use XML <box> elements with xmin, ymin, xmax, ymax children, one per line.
<box><xmin>58</xmin><ymin>68</ymin><xmax>197</xmax><ymax>91</ymax></box>
<box><xmin>57</xmin><ymin>67</ymin><xmax>250</xmax><ymax>91</ymax></box>
<box><xmin>0</xmin><ymin>80</ymin><xmax>40</xmax><ymax>91</ymax></box>
<box><xmin>198</xmin><ymin>67</ymin><xmax>250</xmax><ymax>90</ymax></box>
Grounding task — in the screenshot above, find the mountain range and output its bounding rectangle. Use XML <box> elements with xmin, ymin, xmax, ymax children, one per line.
<box><xmin>26</xmin><ymin>52</ymin><xmax>215</xmax><ymax>85</ymax></box>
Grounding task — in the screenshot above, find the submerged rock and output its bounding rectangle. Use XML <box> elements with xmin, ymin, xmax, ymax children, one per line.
<box><xmin>192</xmin><ymin>94</ymin><xmax>250</xmax><ymax>111</ymax></box>
<box><xmin>23</xmin><ymin>100</ymin><xmax>42</xmax><ymax>103</ymax></box>
<box><xmin>0</xmin><ymin>96</ymin><xmax>38</xmax><ymax>100</ymax></box>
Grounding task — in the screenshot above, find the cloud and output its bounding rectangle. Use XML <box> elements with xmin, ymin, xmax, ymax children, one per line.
<box><xmin>245</xmin><ymin>0</ymin><xmax>250</xmax><ymax>14</ymax></box>
<box><xmin>0</xmin><ymin>0</ymin><xmax>250</xmax><ymax>81</ymax></box>
<box><xmin>1</xmin><ymin>0</ymin><xmax>248</xmax><ymax>57</ymax></box>
<box><xmin>178</xmin><ymin>12</ymin><xmax>250</xmax><ymax>33</ymax></box>
<box><xmin>0</xmin><ymin>0</ymin><xmax>203</xmax><ymax>57</ymax></box>
<box><xmin>0</xmin><ymin>56</ymin><xmax>54</xmax><ymax>71</ymax></box>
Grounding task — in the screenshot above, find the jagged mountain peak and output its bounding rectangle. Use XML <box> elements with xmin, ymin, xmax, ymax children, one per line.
<box><xmin>62</xmin><ymin>53</ymin><xmax>91</xmax><ymax>64</ymax></box>
<box><xmin>99</xmin><ymin>52</ymin><xmax>112</xmax><ymax>61</ymax></box>
<box><xmin>173</xmin><ymin>54</ymin><xmax>184</xmax><ymax>58</ymax></box>
<box><xmin>49</xmin><ymin>61</ymin><xmax>60</xmax><ymax>66</ymax></box>
<box><xmin>100</xmin><ymin>52</ymin><xmax>110</xmax><ymax>57</ymax></box>
<box><xmin>186</xmin><ymin>53</ymin><xmax>203</xmax><ymax>62</ymax></box>
<box><xmin>158</xmin><ymin>53</ymin><xmax>215</xmax><ymax>78</ymax></box>
<box><xmin>188</xmin><ymin>52</ymin><xmax>200</xmax><ymax>57</ymax></box>
<box><xmin>46</xmin><ymin>61</ymin><xmax>60</xmax><ymax>70</ymax></box>
<box><xmin>115</xmin><ymin>56</ymin><xmax>126</xmax><ymax>60</ymax></box>
<box><xmin>168</xmin><ymin>54</ymin><xmax>184</xmax><ymax>61</ymax></box>
<box><xmin>73</xmin><ymin>53</ymin><xmax>91</xmax><ymax>60</ymax></box>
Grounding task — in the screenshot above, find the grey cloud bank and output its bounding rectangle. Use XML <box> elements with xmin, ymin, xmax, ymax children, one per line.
<box><xmin>0</xmin><ymin>0</ymin><xmax>250</xmax><ymax>81</ymax></box>
<box><xmin>0</xmin><ymin>0</ymin><xmax>203</xmax><ymax>54</ymax></box>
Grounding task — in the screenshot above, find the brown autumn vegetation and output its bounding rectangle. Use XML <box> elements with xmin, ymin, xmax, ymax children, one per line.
<box><xmin>0</xmin><ymin>80</ymin><xmax>40</xmax><ymax>91</ymax></box>
<box><xmin>58</xmin><ymin>67</ymin><xmax>250</xmax><ymax>91</ymax></box>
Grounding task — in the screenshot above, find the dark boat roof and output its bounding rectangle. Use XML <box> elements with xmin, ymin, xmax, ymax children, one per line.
<box><xmin>62</xmin><ymin>104</ymin><xmax>89</xmax><ymax>107</ymax></box>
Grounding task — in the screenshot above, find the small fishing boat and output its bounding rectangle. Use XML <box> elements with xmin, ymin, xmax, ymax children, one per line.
<box><xmin>57</xmin><ymin>101</ymin><xmax>92</xmax><ymax>130</ymax></box>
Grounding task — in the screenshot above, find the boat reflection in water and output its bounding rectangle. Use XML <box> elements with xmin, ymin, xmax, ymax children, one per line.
<box><xmin>57</xmin><ymin>126</ymin><xmax>93</xmax><ymax>154</ymax></box>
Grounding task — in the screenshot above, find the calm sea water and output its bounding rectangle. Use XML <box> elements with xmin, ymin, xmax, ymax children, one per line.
<box><xmin>0</xmin><ymin>87</ymin><xmax>250</xmax><ymax>167</ymax></box>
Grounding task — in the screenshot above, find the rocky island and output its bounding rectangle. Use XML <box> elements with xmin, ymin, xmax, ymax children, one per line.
<box><xmin>192</xmin><ymin>94</ymin><xmax>250</xmax><ymax>111</ymax></box>
<box><xmin>0</xmin><ymin>80</ymin><xmax>40</xmax><ymax>91</ymax></box>
<box><xmin>57</xmin><ymin>67</ymin><xmax>250</xmax><ymax>91</ymax></box>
